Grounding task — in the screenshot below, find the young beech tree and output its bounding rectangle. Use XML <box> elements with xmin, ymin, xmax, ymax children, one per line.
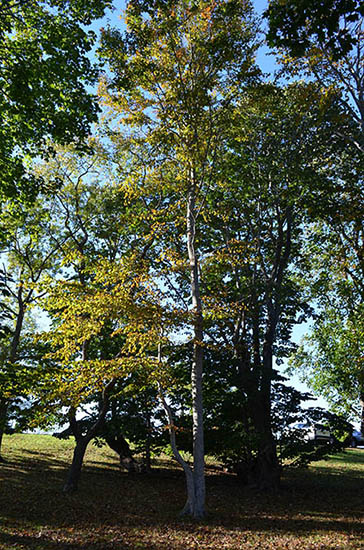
<box><xmin>24</xmin><ymin>144</ymin><xmax>160</xmax><ymax>488</ymax></box>
<box><xmin>99</xmin><ymin>0</ymin><xmax>259</xmax><ymax>518</ymax></box>
<box><xmin>39</xmin><ymin>255</ymin><xmax>168</xmax><ymax>492</ymax></box>
<box><xmin>0</xmin><ymin>138</ymin><xmax>117</xmax><ymax>424</ymax></box>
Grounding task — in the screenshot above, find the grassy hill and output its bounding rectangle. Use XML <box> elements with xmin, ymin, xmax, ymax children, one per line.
<box><xmin>0</xmin><ymin>434</ymin><xmax>363</xmax><ymax>550</ymax></box>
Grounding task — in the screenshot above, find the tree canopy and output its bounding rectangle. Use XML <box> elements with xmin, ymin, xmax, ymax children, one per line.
<box><xmin>0</xmin><ymin>0</ymin><xmax>112</xmax><ymax>201</ymax></box>
<box><xmin>265</xmin><ymin>0</ymin><xmax>364</xmax><ymax>60</ymax></box>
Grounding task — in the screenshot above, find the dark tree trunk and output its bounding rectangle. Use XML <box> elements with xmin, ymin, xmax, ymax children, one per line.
<box><xmin>63</xmin><ymin>436</ymin><xmax>90</xmax><ymax>492</ymax></box>
<box><xmin>62</xmin><ymin>379</ymin><xmax>116</xmax><ymax>493</ymax></box>
<box><xmin>144</xmin><ymin>440</ymin><xmax>151</xmax><ymax>473</ymax></box>
<box><xmin>255</xmin><ymin>437</ymin><xmax>280</xmax><ymax>491</ymax></box>
<box><xmin>0</xmin><ymin>289</ymin><xmax>25</xmax><ymax>462</ymax></box>
<box><xmin>251</xmin><ymin>209</ymin><xmax>292</xmax><ymax>491</ymax></box>
<box><xmin>106</xmin><ymin>434</ymin><xmax>138</xmax><ymax>473</ymax></box>
<box><xmin>254</xmin><ymin>316</ymin><xmax>280</xmax><ymax>491</ymax></box>
<box><xmin>0</xmin><ymin>398</ymin><xmax>9</xmax><ymax>462</ymax></box>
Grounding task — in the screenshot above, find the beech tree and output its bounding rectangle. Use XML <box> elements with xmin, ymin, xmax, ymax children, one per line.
<box><xmin>25</xmin><ymin>143</ymin><xmax>170</xmax><ymax>491</ymax></box>
<box><xmin>194</xmin><ymin>82</ymin><xmax>347</xmax><ymax>489</ymax></box>
<box><xmin>266</xmin><ymin>0</ymin><xmax>363</xmax><ymax>434</ymax></box>
<box><xmin>99</xmin><ymin>0</ymin><xmax>259</xmax><ymax>518</ymax></box>
<box><xmin>37</xmin><ymin>253</ymin><xmax>167</xmax><ymax>491</ymax></box>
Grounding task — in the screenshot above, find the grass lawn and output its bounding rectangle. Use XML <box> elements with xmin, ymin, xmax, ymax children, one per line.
<box><xmin>0</xmin><ymin>434</ymin><xmax>363</xmax><ymax>550</ymax></box>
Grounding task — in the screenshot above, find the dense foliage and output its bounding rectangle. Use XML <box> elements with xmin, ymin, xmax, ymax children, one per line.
<box><xmin>0</xmin><ymin>0</ymin><xmax>112</xmax><ymax>201</ymax></box>
<box><xmin>0</xmin><ymin>0</ymin><xmax>362</xmax><ymax>519</ymax></box>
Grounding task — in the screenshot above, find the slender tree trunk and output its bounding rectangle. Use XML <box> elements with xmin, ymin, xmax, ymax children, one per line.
<box><xmin>159</xmin><ymin>386</ymin><xmax>199</xmax><ymax>517</ymax></box>
<box><xmin>0</xmin><ymin>288</ymin><xmax>25</xmax><ymax>461</ymax></box>
<box><xmin>0</xmin><ymin>398</ymin><xmax>9</xmax><ymax>462</ymax></box>
<box><xmin>360</xmin><ymin>392</ymin><xmax>364</xmax><ymax>435</ymax></box>
<box><xmin>186</xmin><ymin>185</ymin><xmax>205</xmax><ymax>518</ymax></box>
<box><xmin>157</xmin><ymin>179</ymin><xmax>205</xmax><ymax>517</ymax></box>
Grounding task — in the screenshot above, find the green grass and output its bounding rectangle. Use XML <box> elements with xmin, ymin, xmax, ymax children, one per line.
<box><xmin>1</xmin><ymin>434</ymin><xmax>363</xmax><ymax>550</ymax></box>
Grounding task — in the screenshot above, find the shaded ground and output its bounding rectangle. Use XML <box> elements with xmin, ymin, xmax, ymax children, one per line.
<box><xmin>0</xmin><ymin>434</ymin><xmax>363</xmax><ymax>549</ymax></box>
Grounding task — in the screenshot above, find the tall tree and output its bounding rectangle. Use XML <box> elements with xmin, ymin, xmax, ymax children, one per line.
<box><xmin>197</xmin><ymin>82</ymin><xmax>348</xmax><ymax>489</ymax></box>
<box><xmin>99</xmin><ymin>0</ymin><xmax>259</xmax><ymax>518</ymax></box>
<box><xmin>24</xmin><ymin>143</ymin><xmax>168</xmax><ymax>490</ymax></box>
<box><xmin>265</xmin><ymin>3</ymin><xmax>363</xmax><ymax>429</ymax></box>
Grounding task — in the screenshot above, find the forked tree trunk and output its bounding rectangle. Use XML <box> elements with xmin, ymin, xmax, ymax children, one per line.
<box><xmin>62</xmin><ymin>379</ymin><xmax>116</xmax><ymax>493</ymax></box>
<box><xmin>252</xmin><ymin>210</ymin><xmax>292</xmax><ymax>491</ymax></box>
<box><xmin>235</xmin><ymin>305</ymin><xmax>280</xmax><ymax>490</ymax></box>
<box><xmin>254</xmin><ymin>316</ymin><xmax>280</xmax><ymax>491</ymax></box>
<box><xmin>159</xmin><ymin>388</ymin><xmax>202</xmax><ymax>518</ymax></box>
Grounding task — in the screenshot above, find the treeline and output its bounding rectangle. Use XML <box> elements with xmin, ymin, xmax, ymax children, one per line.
<box><xmin>0</xmin><ymin>0</ymin><xmax>363</xmax><ymax>519</ymax></box>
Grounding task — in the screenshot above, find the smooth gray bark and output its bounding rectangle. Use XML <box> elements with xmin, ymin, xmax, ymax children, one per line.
<box><xmin>186</xmin><ymin>185</ymin><xmax>205</xmax><ymax>518</ymax></box>
<box><xmin>159</xmin><ymin>387</ymin><xmax>196</xmax><ymax>516</ymax></box>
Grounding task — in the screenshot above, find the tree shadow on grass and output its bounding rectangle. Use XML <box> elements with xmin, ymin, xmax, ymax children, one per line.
<box><xmin>0</xmin><ymin>448</ymin><xmax>363</xmax><ymax>550</ymax></box>
<box><xmin>0</xmin><ymin>531</ymin><xmax>78</xmax><ymax>550</ymax></box>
